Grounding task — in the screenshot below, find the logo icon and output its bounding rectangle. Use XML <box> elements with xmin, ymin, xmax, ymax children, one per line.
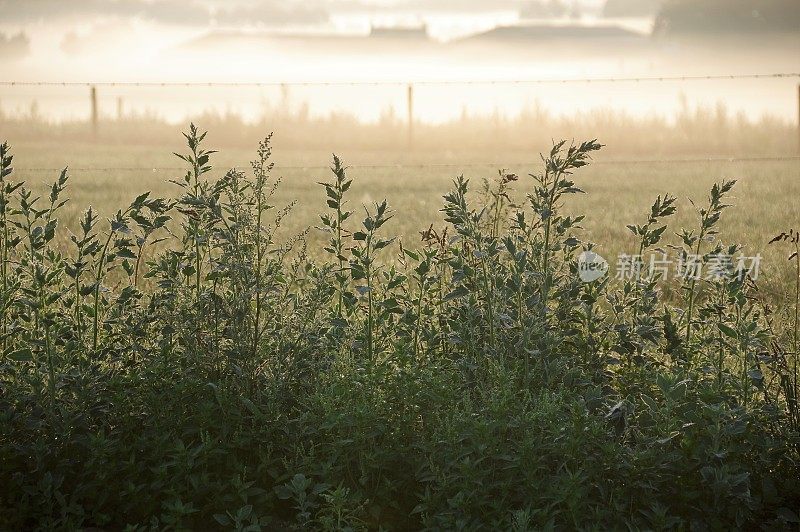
<box><xmin>577</xmin><ymin>251</ymin><xmax>609</xmax><ymax>283</ymax></box>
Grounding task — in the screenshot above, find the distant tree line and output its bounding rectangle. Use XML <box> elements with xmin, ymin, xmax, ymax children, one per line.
<box><xmin>653</xmin><ymin>0</ymin><xmax>800</xmax><ymax>34</ymax></box>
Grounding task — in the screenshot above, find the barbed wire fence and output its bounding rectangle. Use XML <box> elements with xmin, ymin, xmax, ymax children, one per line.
<box><xmin>2</xmin><ymin>72</ymin><xmax>800</xmax><ymax>171</ymax></box>
<box><xmin>10</xmin><ymin>155</ymin><xmax>800</xmax><ymax>175</ymax></box>
<box><xmin>2</xmin><ymin>72</ymin><xmax>798</xmax><ymax>86</ymax></box>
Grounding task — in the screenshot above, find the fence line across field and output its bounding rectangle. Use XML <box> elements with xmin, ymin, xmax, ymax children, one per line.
<box><xmin>3</xmin><ymin>73</ymin><xmax>800</xmax><ymax>150</ymax></box>
<box><xmin>13</xmin><ymin>155</ymin><xmax>800</xmax><ymax>174</ymax></box>
<box><xmin>2</xmin><ymin>73</ymin><xmax>799</xmax><ymax>87</ymax></box>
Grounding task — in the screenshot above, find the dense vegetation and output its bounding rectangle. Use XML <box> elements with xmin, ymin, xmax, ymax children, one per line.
<box><xmin>1</xmin><ymin>126</ymin><xmax>798</xmax><ymax>530</ymax></box>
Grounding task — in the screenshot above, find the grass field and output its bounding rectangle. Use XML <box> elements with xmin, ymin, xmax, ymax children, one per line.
<box><xmin>12</xmin><ymin>139</ymin><xmax>800</xmax><ymax>299</ymax></box>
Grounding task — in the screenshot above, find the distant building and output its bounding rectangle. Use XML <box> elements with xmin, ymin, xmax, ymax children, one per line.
<box><xmin>369</xmin><ymin>25</ymin><xmax>429</xmax><ymax>40</ymax></box>
<box><xmin>464</xmin><ymin>24</ymin><xmax>642</xmax><ymax>42</ymax></box>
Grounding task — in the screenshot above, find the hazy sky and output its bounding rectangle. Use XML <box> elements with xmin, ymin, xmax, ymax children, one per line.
<box><xmin>0</xmin><ymin>0</ymin><xmax>607</xmax><ymax>27</ymax></box>
<box><xmin>0</xmin><ymin>0</ymin><xmax>627</xmax><ymax>65</ymax></box>
<box><xmin>0</xmin><ymin>0</ymin><xmax>616</xmax><ymax>67</ymax></box>
<box><xmin>1</xmin><ymin>0</ymin><xmax>797</xmax><ymax>125</ymax></box>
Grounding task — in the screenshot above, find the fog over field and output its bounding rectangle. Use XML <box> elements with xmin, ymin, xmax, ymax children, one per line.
<box><xmin>2</xmin><ymin>2</ymin><xmax>800</xmax><ymax>530</ymax></box>
<box><xmin>1</xmin><ymin>0</ymin><xmax>798</xmax><ymax>124</ymax></box>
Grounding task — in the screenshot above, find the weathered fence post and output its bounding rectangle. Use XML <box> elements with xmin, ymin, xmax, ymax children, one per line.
<box><xmin>90</xmin><ymin>85</ymin><xmax>98</xmax><ymax>138</ymax></box>
<box><xmin>407</xmin><ymin>83</ymin><xmax>414</xmax><ymax>148</ymax></box>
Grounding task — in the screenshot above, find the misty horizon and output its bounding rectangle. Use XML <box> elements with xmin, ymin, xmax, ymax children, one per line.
<box><xmin>0</xmin><ymin>0</ymin><xmax>798</xmax><ymax>127</ymax></box>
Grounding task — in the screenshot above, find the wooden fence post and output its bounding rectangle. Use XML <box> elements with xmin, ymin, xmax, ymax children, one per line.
<box><xmin>90</xmin><ymin>85</ymin><xmax>98</xmax><ymax>137</ymax></box>
<box><xmin>407</xmin><ymin>83</ymin><xmax>414</xmax><ymax>148</ymax></box>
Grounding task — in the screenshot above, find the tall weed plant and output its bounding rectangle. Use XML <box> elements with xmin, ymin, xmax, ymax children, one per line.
<box><xmin>0</xmin><ymin>127</ymin><xmax>798</xmax><ymax>530</ymax></box>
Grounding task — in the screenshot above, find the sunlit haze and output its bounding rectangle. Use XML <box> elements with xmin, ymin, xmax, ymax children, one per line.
<box><xmin>1</xmin><ymin>0</ymin><xmax>798</xmax><ymax>124</ymax></box>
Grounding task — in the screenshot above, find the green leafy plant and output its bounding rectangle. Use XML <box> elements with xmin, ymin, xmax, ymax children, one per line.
<box><xmin>0</xmin><ymin>131</ymin><xmax>797</xmax><ymax>532</ymax></box>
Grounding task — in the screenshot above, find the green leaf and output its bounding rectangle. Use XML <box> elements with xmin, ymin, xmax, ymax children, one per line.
<box><xmin>116</xmin><ymin>247</ymin><xmax>137</xmax><ymax>260</ymax></box>
<box><xmin>777</xmin><ymin>507</ymin><xmax>800</xmax><ymax>523</ymax></box>
<box><xmin>7</xmin><ymin>348</ymin><xmax>33</xmax><ymax>362</ymax></box>
<box><xmin>241</xmin><ymin>398</ymin><xmax>262</xmax><ymax>418</ymax></box>
<box><xmin>444</xmin><ymin>285</ymin><xmax>470</xmax><ymax>301</ymax></box>
<box><xmin>236</xmin><ymin>505</ymin><xmax>253</xmax><ymax>520</ymax></box>
<box><xmin>717</xmin><ymin>323</ymin><xmax>738</xmax><ymax>339</ymax></box>
<box><xmin>213</xmin><ymin>514</ymin><xmax>231</xmax><ymax>526</ymax></box>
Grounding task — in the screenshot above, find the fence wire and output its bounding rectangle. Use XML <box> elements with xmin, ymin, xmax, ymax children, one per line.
<box><xmin>2</xmin><ymin>73</ymin><xmax>799</xmax><ymax>88</ymax></box>
<box><xmin>11</xmin><ymin>155</ymin><xmax>800</xmax><ymax>174</ymax></box>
